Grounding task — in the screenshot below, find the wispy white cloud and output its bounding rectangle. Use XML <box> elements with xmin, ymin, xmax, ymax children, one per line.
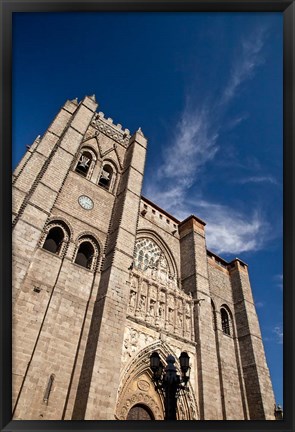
<box><xmin>145</xmin><ymin>185</ymin><xmax>270</xmax><ymax>255</ymax></box>
<box><xmin>145</xmin><ymin>25</ymin><xmax>271</xmax><ymax>256</ymax></box>
<box><xmin>255</xmin><ymin>302</ymin><xmax>264</xmax><ymax>309</ymax></box>
<box><xmin>236</xmin><ymin>175</ymin><xmax>279</xmax><ymax>185</ymax></box>
<box><xmin>225</xmin><ymin>113</ymin><xmax>249</xmax><ymax>130</ymax></box>
<box><xmin>273</xmin><ymin>325</ymin><xmax>283</xmax><ymax>344</ymax></box>
<box><xmin>221</xmin><ymin>27</ymin><xmax>267</xmax><ymax>105</ymax></box>
<box><xmin>195</xmin><ymin>201</ymin><xmax>269</xmax><ymax>254</ymax></box>
<box><xmin>159</xmin><ymin>107</ymin><xmax>219</xmax><ymax>187</ymax></box>
<box><xmin>263</xmin><ymin>324</ymin><xmax>283</xmax><ymax>344</ymax></box>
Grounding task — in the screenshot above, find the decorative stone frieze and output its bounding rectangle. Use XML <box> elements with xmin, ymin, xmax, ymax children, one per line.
<box><xmin>90</xmin><ymin>112</ymin><xmax>130</xmax><ymax>147</ymax></box>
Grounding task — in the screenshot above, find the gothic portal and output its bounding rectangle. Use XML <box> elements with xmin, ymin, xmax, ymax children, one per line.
<box><xmin>12</xmin><ymin>96</ymin><xmax>276</xmax><ymax>420</ymax></box>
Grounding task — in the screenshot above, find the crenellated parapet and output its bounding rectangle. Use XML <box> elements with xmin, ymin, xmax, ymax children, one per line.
<box><xmin>90</xmin><ymin>111</ymin><xmax>131</xmax><ymax>146</ymax></box>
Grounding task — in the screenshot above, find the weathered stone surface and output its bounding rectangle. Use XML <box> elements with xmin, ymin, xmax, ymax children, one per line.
<box><xmin>12</xmin><ymin>97</ymin><xmax>276</xmax><ymax>421</ymax></box>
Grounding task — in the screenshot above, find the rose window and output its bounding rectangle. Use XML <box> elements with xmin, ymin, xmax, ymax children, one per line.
<box><xmin>134</xmin><ymin>238</ymin><xmax>166</xmax><ymax>271</ymax></box>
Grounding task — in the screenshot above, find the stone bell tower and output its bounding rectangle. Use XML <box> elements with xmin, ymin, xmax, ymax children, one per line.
<box><xmin>12</xmin><ymin>95</ymin><xmax>147</xmax><ymax>420</ymax></box>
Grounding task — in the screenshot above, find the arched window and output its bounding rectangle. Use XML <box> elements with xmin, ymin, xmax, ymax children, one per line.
<box><xmin>75</xmin><ymin>241</ymin><xmax>94</xmax><ymax>269</ymax></box>
<box><xmin>221</xmin><ymin>308</ymin><xmax>230</xmax><ymax>335</ymax></box>
<box><xmin>41</xmin><ymin>221</ymin><xmax>71</xmax><ymax>257</ymax></box>
<box><xmin>75</xmin><ymin>150</ymin><xmax>93</xmax><ymax>177</ymax></box>
<box><xmin>98</xmin><ymin>164</ymin><xmax>113</xmax><ymax>190</ymax></box>
<box><xmin>74</xmin><ymin>236</ymin><xmax>99</xmax><ymax>271</ymax></box>
<box><xmin>43</xmin><ymin>226</ymin><xmax>64</xmax><ymax>254</ymax></box>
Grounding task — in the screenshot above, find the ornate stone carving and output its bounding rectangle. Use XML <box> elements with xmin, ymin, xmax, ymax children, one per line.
<box><xmin>149</xmin><ymin>299</ymin><xmax>156</xmax><ymax>317</ymax></box>
<box><xmin>91</xmin><ymin>115</ymin><xmax>130</xmax><ymax>147</ymax></box>
<box><xmin>117</xmin><ymin>340</ymin><xmax>199</xmax><ymax>421</ymax></box>
<box><xmin>158</xmin><ymin>303</ymin><xmax>165</xmax><ymax>321</ymax></box>
<box><xmin>137</xmin><ymin>380</ymin><xmax>150</xmax><ymax>392</ymax></box>
<box><xmin>185</xmin><ymin>316</ymin><xmax>191</xmax><ymax>332</ymax></box>
<box><xmin>168</xmin><ymin>307</ymin><xmax>174</xmax><ymax>324</ymax></box>
<box><xmin>126</xmin><ymin>242</ymin><xmax>194</xmax><ymax>341</ymax></box>
<box><xmin>123</xmin><ymin>328</ymin><xmax>139</xmax><ymax>361</ymax></box>
<box><xmin>138</xmin><ymin>295</ymin><xmax>146</xmax><ymax>311</ymax></box>
<box><xmin>178</xmin><ymin>400</ymin><xmax>186</xmax><ymax>420</ymax></box>
<box><xmin>128</xmin><ymin>290</ymin><xmax>136</xmax><ymax>311</ymax></box>
<box><xmin>117</xmin><ymin>391</ymin><xmax>163</xmax><ymax>420</ymax></box>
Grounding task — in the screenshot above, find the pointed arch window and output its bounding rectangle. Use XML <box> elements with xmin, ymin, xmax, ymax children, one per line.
<box><xmin>221</xmin><ymin>308</ymin><xmax>230</xmax><ymax>336</ymax></box>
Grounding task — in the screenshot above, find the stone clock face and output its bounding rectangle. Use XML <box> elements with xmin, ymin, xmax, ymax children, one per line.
<box><xmin>78</xmin><ymin>195</ymin><xmax>93</xmax><ymax>210</ymax></box>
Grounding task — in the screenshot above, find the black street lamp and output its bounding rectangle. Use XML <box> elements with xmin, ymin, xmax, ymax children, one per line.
<box><xmin>150</xmin><ymin>351</ymin><xmax>190</xmax><ymax>420</ymax></box>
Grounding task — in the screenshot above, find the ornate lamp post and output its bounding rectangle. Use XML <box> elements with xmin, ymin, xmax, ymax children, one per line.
<box><xmin>150</xmin><ymin>351</ymin><xmax>190</xmax><ymax>420</ymax></box>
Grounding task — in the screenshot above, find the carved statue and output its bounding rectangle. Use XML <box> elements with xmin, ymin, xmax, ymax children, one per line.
<box><xmin>168</xmin><ymin>307</ymin><xmax>174</xmax><ymax>323</ymax></box>
<box><xmin>129</xmin><ymin>291</ymin><xmax>136</xmax><ymax>309</ymax></box>
<box><xmin>158</xmin><ymin>303</ymin><xmax>164</xmax><ymax>319</ymax></box>
<box><xmin>186</xmin><ymin>302</ymin><xmax>190</xmax><ymax>315</ymax></box>
<box><xmin>149</xmin><ymin>300</ymin><xmax>155</xmax><ymax>316</ymax></box>
<box><xmin>138</xmin><ymin>296</ymin><xmax>146</xmax><ymax>310</ymax></box>
<box><xmin>178</xmin><ymin>314</ymin><xmax>183</xmax><ymax>329</ymax></box>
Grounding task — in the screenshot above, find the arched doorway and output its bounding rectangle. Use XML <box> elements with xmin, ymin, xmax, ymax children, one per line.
<box><xmin>127</xmin><ymin>404</ymin><xmax>154</xmax><ymax>420</ymax></box>
<box><xmin>116</xmin><ymin>341</ymin><xmax>199</xmax><ymax>420</ymax></box>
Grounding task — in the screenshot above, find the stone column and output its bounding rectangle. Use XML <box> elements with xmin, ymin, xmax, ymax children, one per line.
<box><xmin>230</xmin><ymin>259</ymin><xmax>276</xmax><ymax>419</ymax></box>
<box><xmin>179</xmin><ymin>216</ymin><xmax>223</xmax><ymax>420</ymax></box>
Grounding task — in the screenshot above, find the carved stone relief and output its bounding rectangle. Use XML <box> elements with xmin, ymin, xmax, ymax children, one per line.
<box><xmin>122</xmin><ymin>327</ymin><xmax>154</xmax><ymax>365</ymax></box>
<box><xmin>127</xmin><ymin>273</ymin><xmax>194</xmax><ymax>342</ymax></box>
<box><xmin>117</xmin><ymin>341</ymin><xmax>199</xmax><ymax>421</ymax></box>
<box><xmin>116</xmin><ymin>371</ymin><xmax>163</xmax><ymax>420</ymax></box>
<box><xmin>128</xmin><ymin>290</ymin><xmax>136</xmax><ymax>312</ymax></box>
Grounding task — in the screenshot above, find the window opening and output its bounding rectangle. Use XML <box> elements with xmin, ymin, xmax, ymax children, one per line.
<box><xmin>75</xmin><ymin>151</ymin><xmax>92</xmax><ymax>177</ymax></box>
<box><xmin>221</xmin><ymin>308</ymin><xmax>230</xmax><ymax>335</ymax></box>
<box><xmin>211</xmin><ymin>301</ymin><xmax>217</xmax><ymax>331</ymax></box>
<box><xmin>99</xmin><ymin>164</ymin><xmax>113</xmax><ymax>190</ymax></box>
<box><xmin>43</xmin><ymin>227</ymin><xmax>64</xmax><ymax>254</ymax></box>
<box><xmin>43</xmin><ymin>374</ymin><xmax>55</xmax><ymax>404</ymax></box>
<box><xmin>75</xmin><ymin>241</ymin><xmax>95</xmax><ymax>269</ymax></box>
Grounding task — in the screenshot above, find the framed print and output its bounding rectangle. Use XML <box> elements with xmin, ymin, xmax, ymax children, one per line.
<box><xmin>1</xmin><ymin>1</ymin><xmax>294</xmax><ymax>432</ymax></box>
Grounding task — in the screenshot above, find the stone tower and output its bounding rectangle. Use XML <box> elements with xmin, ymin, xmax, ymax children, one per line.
<box><xmin>12</xmin><ymin>96</ymin><xmax>276</xmax><ymax>420</ymax></box>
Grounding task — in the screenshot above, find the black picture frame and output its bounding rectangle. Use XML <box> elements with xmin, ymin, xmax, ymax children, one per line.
<box><xmin>1</xmin><ymin>1</ymin><xmax>294</xmax><ymax>432</ymax></box>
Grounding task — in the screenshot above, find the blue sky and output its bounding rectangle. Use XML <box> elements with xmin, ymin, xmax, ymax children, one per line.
<box><xmin>13</xmin><ymin>12</ymin><xmax>283</xmax><ymax>406</ymax></box>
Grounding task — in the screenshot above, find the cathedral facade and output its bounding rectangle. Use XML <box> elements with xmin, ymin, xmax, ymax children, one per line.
<box><xmin>12</xmin><ymin>95</ymin><xmax>276</xmax><ymax>420</ymax></box>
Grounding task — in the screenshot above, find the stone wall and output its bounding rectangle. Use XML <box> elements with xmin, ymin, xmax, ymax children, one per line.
<box><xmin>12</xmin><ymin>97</ymin><xmax>276</xmax><ymax>421</ymax></box>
